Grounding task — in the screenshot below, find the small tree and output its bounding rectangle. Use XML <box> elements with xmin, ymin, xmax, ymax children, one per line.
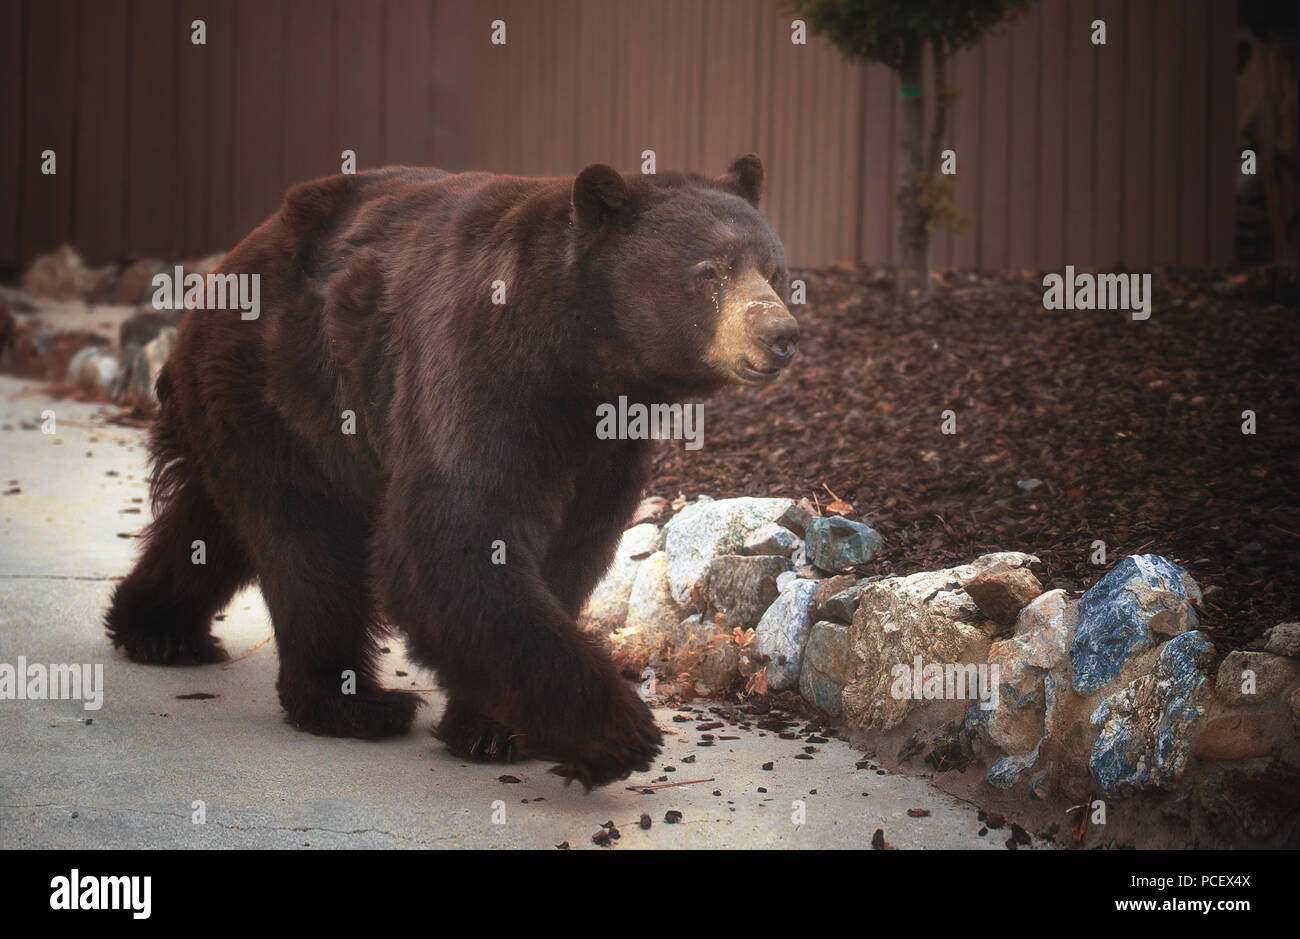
<box><xmin>788</xmin><ymin>0</ymin><xmax>1033</xmax><ymax>296</ymax></box>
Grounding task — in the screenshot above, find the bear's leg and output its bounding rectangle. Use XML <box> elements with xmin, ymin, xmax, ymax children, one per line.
<box><xmin>377</xmin><ymin>482</ymin><xmax>661</xmax><ymax>790</ymax></box>
<box><xmin>105</xmin><ymin>472</ymin><xmax>252</xmax><ymax>666</ymax></box>
<box><xmin>244</xmin><ymin>491</ymin><xmax>421</xmax><ymax>739</ymax></box>
<box><xmin>540</xmin><ymin>445</ymin><xmax>647</xmax><ymax>618</ymax></box>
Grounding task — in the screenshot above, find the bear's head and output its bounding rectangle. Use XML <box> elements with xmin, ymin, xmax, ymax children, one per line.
<box><xmin>571</xmin><ymin>154</ymin><xmax>799</xmax><ymax>395</ymax></box>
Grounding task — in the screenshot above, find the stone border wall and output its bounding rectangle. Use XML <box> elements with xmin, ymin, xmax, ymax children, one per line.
<box><xmin>582</xmin><ymin>496</ymin><xmax>1300</xmax><ymax>847</ymax></box>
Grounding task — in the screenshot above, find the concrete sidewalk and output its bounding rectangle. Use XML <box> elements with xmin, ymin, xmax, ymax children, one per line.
<box><xmin>0</xmin><ymin>376</ymin><xmax>1023</xmax><ymax>849</ymax></box>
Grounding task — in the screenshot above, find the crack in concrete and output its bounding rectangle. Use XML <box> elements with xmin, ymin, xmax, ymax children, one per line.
<box><xmin>0</xmin><ymin>574</ymin><xmax>122</xmax><ymax>581</ymax></box>
<box><xmin>0</xmin><ymin>803</ymin><xmax>451</xmax><ymax>845</ymax></box>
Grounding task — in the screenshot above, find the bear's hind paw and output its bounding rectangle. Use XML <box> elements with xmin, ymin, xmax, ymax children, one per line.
<box><xmin>284</xmin><ymin>687</ymin><xmax>422</xmax><ymax>739</ymax></box>
<box><xmin>112</xmin><ymin>629</ymin><xmax>229</xmax><ymax>667</ymax></box>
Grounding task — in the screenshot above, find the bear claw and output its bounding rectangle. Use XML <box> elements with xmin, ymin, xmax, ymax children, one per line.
<box><xmin>468</xmin><ymin>726</ymin><xmax>518</xmax><ymax>763</ymax></box>
<box><xmin>113</xmin><ymin>631</ymin><xmax>229</xmax><ymax>667</ymax></box>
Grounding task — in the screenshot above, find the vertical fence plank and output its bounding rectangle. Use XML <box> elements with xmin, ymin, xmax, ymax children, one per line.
<box><xmin>123</xmin><ymin>0</ymin><xmax>178</xmax><ymax>258</ymax></box>
<box><xmin>282</xmin><ymin>0</ymin><xmax>336</xmax><ymax>188</ymax></box>
<box><xmin>1065</xmin><ymin>0</ymin><xmax>1097</xmax><ymax>265</ymax></box>
<box><xmin>765</xmin><ymin>5</ymin><xmax>799</xmax><ymax>261</ymax></box>
<box><xmin>979</xmin><ymin>26</ymin><xmax>1011</xmax><ymax>272</ymax></box>
<box><xmin>1149</xmin><ymin>0</ymin><xmax>1182</xmax><ymax>265</ymax></box>
<box><xmin>334</xmin><ymin>0</ymin><xmax>384</xmax><ymax>174</ymax></box>
<box><xmin>21</xmin><ymin>0</ymin><xmax>77</xmax><ymax>263</ymax></box>
<box><xmin>1036</xmin><ymin>0</ymin><xmax>1068</xmax><ymax>271</ymax></box>
<box><xmin>752</xmin><ymin>6</ymin><xmax>776</xmax><ymax>240</ymax></box>
<box><xmin>1121</xmin><ymin>0</ymin><xmax>1155</xmax><ymax>268</ymax></box>
<box><xmin>701</xmin><ymin>0</ymin><xmax>761</xmax><ymax>180</ymax></box>
<box><xmin>1178</xmin><ymin>0</ymin><xmax>1210</xmax><ymax>266</ymax></box>
<box><xmin>949</xmin><ymin>46</ymin><xmax>979</xmax><ymax>270</ymax></box>
<box><xmin>834</xmin><ymin>55</ymin><xmax>861</xmax><ymax>264</ymax></box>
<box><xmin>0</xmin><ymin>0</ymin><xmax>26</xmax><ymax>269</ymax></box>
<box><xmin>173</xmin><ymin>0</ymin><xmax>218</xmax><ymax>258</ymax></box>
<box><xmin>1092</xmin><ymin>0</ymin><xmax>1126</xmax><ymax>269</ymax></box>
<box><xmin>382</xmin><ymin>0</ymin><xmax>438</xmax><ymax>167</ymax></box>
<box><xmin>204</xmin><ymin>1</ymin><xmax>237</xmax><ymax>251</ymax></box>
<box><xmin>229</xmin><ymin>0</ymin><xmax>285</xmax><ymax>240</ymax></box>
<box><xmin>1006</xmin><ymin>5</ymin><xmax>1040</xmax><ymax>273</ymax></box>
<box><xmin>938</xmin><ymin>55</ymin><xmax>955</xmax><ymax>268</ymax></box>
<box><xmin>1206</xmin><ymin>0</ymin><xmax>1236</xmax><ymax>264</ymax></box>
<box><xmin>73</xmin><ymin>1</ymin><xmax>130</xmax><ymax>264</ymax></box>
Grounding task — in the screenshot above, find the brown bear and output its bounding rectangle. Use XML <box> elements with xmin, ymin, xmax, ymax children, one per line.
<box><xmin>104</xmin><ymin>155</ymin><xmax>799</xmax><ymax>789</ymax></box>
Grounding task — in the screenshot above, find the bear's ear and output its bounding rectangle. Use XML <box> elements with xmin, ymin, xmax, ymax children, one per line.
<box><xmin>720</xmin><ymin>153</ymin><xmax>764</xmax><ymax>207</ymax></box>
<box><xmin>572</xmin><ymin>164</ymin><xmax>631</xmax><ymax>231</ymax></box>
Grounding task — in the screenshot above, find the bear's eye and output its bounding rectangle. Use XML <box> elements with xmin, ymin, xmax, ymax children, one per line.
<box><xmin>697</xmin><ymin>263</ymin><xmax>719</xmax><ymax>282</ymax></box>
<box><xmin>768</xmin><ymin>271</ymin><xmax>781</xmax><ymax>287</ymax></box>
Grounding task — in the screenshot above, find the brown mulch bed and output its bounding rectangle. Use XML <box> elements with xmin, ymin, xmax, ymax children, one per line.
<box><xmin>648</xmin><ymin>266</ymin><xmax>1300</xmax><ymax>649</ymax></box>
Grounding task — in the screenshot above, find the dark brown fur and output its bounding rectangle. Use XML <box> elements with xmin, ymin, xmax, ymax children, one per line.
<box><xmin>104</xmin><ymin>157</ymin><xmax>797</xmax><ymax>789</ymax></box>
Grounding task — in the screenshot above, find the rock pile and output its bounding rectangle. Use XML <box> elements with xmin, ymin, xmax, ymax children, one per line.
<box><xmin>1</xmin><ymin>245</ymin><xmax>224</xmax><ymax>408</ymax></box>
<box><xmin>583</xmin><ymin>496</ymin><xmax>1300</xmax><ymax>842</ymax></box>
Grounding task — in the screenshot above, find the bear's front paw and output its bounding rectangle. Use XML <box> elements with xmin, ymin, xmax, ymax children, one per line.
<box><xmin>547</xmin><ymin>683</ymin><xmax>662</xmax><ymax>792</ymax></box>
<box><xmin>434</xmin><ymin>707</ymin><xmax>522</xmax><ymax>763</ymax></box>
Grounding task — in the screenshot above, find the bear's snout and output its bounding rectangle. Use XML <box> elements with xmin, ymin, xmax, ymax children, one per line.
<box><xmin>727</xmin><ymin>299</ymin><xmax>798</xmax><ymax>385</ymax></box>
<box><xmin>749</xmin><ymin>300</ymin><xmax>799</xmax><ymax>363</ymax></box>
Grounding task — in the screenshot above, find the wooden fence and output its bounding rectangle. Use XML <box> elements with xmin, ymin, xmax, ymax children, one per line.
<box><xmin>0</xmin><ymin>0</ymin><xmax>1237</xmax><ymax>271</ymax></box>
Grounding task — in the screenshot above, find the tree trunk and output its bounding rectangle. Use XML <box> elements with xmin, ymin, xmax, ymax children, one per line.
<box><xmin>1238</xmin><ymin>36</ymin><xmax>1299</xmax><ymax>267</ymax></box>
<box><xmin>896</xmin><ymin>37</ymin><xmax>929</xmax><ymax>298</ymax></box>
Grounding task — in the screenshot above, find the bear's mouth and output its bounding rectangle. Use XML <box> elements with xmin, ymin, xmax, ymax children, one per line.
<box><xmin>731</xmin><ymin>358</ymin><xmax>783</xmax><ymax>385</ymax></box>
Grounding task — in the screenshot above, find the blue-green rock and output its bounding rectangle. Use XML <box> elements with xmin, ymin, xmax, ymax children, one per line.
<box><xmin>804</xmin><ymin>515</ymin><xmax>883</xmax><ymax>572</ymax></box>
<box><xmin>1070</xmin><ymin>554</ymin><xmax>1200</xmax><ymax>693</ymax></box>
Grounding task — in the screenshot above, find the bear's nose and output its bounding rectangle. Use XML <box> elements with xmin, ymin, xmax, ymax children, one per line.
<box><xmin>752</xmin><ymin>309</ymin><xmax>799</xmax><ymax>361</ymax></box>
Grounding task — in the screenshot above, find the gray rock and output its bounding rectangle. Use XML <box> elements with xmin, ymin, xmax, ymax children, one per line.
<box><xmin>700</xmin><ymin>554</ymin><xmax>792</xmax><ymax>628</ymax></box>
<box><xmin>1213</xmin><ymin>650</ymin><xmax>1300</xmax><ymax>705</ymax></box>
<box><xmin>84</xmin><ymin>353</ymin><xmax>120</xmax><ymax>396</ymax></box>
<box><xmin>119</xmin><ymin>307</ymin><xmax>183</xmax><ymax>354</ymax></box>
<box><xmin>1070</xmin><ymin>554</ymin><xmax>1201</xmax><ymax>693</ymax></box>
<box><xmin>987</xmin><ymin>740</ymin><xmax>1043</xmax><ymax>789</ymax></box>
<box><xmin>739</xmin><ymin>522</ymin><xmax>801</xmax><ymax>557</ymax></box>
<box><xmin>984</xmin><ymin>590</ymin><xmax>1078</xmax><ymax>756</ymax></box>
<box><xmin>582</xmin><ymin>523</ymin><xmax>662</xmax><ymax>630</ymax></box>
<box><xmin>1264</xmin><ymin>622</ymin><xmax>1300</xmax><ymax>658</ymax></box>
<box><xmin>817</xmin><ymin>583</ymin><xmax>867</xmax><ymax>624</ymax></box>
<box><xmin>775</xmin><ymin>502</ymin><xmax>813</xmax><ymax>538</ymax></box>
<box><xmin>662</xmin><ymin>497</ymin><xmax>793</xmax><ymax>606</ymax></box>
<box><xmin>841</xmin><ymin>554</ymin><xmax>1038</xmax><ymax>732</ymax></box>
<box><xmin>120</xmin><ymin>327</ymin><xmax>176</xmax><ymax>407</ymax></box>
<box><xmin>808</xmin><ymin>574</ymin><xmax>858</xmax><ymax>620</ymax></box>
<box><xmin>798</xmin><ymin>621</ymin><xmax>851</xmax><ymax>715</ymax></box>
<box><xmin>20</xmin><ymin>245</ymin><xmax>115</xmax><ymax>300</ymax></box>
<box><xmin>756</xmin><ymin>578</ymin><xmax>817</xmax><ymax>692</ymax></box>
<box><xmin>110</xmin><ymin>258</ymin><xmax>168</xmax><ymax>305</ymax></box>
<box><xmin>804</xmin><ymin>515</ymin><xmax>883</xmax><ymax>572</ymax></box>
<box><xmin>986</xmin><ymin>641</ymin><xmax>1046</xmax><ymax>753</ymax></box>
<box><xmin>963</xmin><ymin>701</ymin><xmax>993</xmax><ymax>743</ymax></box>
<box><xmin>987</xmin><ymin>637</ymin><xmax>1050</xmax><ymax>707</ymax></box>
<box><xmin>1194</xmin><ymin>712</ymin><xmax>1280</xmax><ymax>761</ymax></box>
<box><xmin>609</xmin><ymin>551</ymin><xmax>685</xmax><ymax>667</ymax></box>
<box><xmin>66</xmin><ymin>346</ymin><xmax>99</xmax><ymax>381</ymax></box>
<box><xmin>963</xmin><ymin>563</ymin><xmax>1043</xmax><ymax>627</ymax></box>
<box><xmin>1089</xmin><ymin>630</ymin><xmax>1215</xmax><ymax>797</ymax></box>
<box><xmin>1011</xmin><ymin>589</ymin><xmax>1076</xmax><ymax>669</ymax></box>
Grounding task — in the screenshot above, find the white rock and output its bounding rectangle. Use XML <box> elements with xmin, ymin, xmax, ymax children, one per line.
<box><xmin>756</xmin><ymin>578</ymin><xmax>817</xmax><ymax>692</ymax></box>
<box><xmin>582</xmin><ymin>523</ymin><xmax>662</xmax><ymax>629</ymax></box>
<box><xmin>662</xmin><ymin>497</ymin><xmax>793</xmax><ymax>606</ymax></box>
